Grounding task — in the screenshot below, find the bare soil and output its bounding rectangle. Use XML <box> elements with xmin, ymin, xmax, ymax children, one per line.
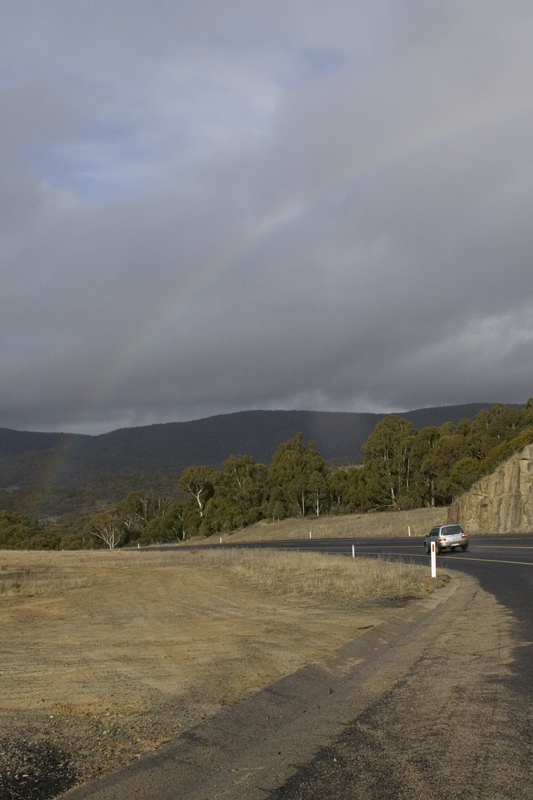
<box><xmin>0</xmin><ymin>549</ymin><xmax>440</xmax><ymax>798</ymax></box>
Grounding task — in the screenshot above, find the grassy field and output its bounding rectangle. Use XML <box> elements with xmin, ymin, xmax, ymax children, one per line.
<box><xmin>199</xmin><ymin>506</ymin><xmax>449</xmax><ymax>544</ymax></box>
<box><xmin>197</xmin><ymin>546</ymin><xmax>442</xmax><ymax>602</ymax></box>
<box><xmin>0</xmin><ymin>545</ymin><xmax>440</xmax><ymax>603</ymax></box>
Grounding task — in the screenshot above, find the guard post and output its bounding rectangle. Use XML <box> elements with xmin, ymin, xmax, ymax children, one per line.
<box><xmin>431</xmin><ymin>540</ymin><xmax>437</xmax><ymax>578</ymax></box>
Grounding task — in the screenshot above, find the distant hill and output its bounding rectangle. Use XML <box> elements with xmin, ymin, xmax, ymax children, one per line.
<box><xmin>0</xmin><ymin>428</ymin><xmax>87</xmax><ymax>459</ymax></box>
<box><xmin>0</xmin><ymin>404</ymin><xmax>518</xmax><ymax>488</ymax></box>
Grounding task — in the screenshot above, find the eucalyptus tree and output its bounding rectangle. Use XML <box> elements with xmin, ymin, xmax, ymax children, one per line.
<box><xmin>178</xmin><ymin>465</ymin><xmax>217</xmax><ymax>517</ymax></box>
<box><xmin>327</xmin><ymin>468</ymin><xmax>349</xmax><ymax>514</ymax></box>
<box><xmin>520</xmin><ymin>398</ymin><xmax>533</xmax><ymax>428</ymax></box>
<box><xmin>89</xmin><ymin>515</ymin><xmax>124</xmax><ymax>549</ymax></box>
<box><xmin>362</xmin><ymin>415</ymin><xmax>415</xmax><ymax>510</ymax></box>
<box><xmin>111</xmin><ymin>491</ymin><xmax>174</xmax><ymax>542</ymax></box>
<box><xmin>267</xmin><ymin>433</ymin><xmax>328</xmax><ymax>518</ymax></box>
<box><xmin>204</xmin><ymin>454</ymin><xmax>267</xmax><ymax>532</ymax></box>
<box><xmin>141</xmin><ymin>502</ymin><xmax>193</xmax><ymax>543</ymax></box>
<box><xmin>409</xmin><ymin>425</ymin><xmax>455</xmax><ymax>507</ymax></box>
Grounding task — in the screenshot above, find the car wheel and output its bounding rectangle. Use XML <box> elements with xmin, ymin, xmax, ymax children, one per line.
<box><xmin>461</xmin><ymin>544</ymin><xmax>468</xmax><ymax>551</ymax></box>
<box><xmin>425</xmin><ymin>544</ymin><xmax>430</xmax><ymax>554</ymax></box>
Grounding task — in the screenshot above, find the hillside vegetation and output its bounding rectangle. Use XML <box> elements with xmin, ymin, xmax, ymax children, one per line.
<box><xmin>0</xmin><ymin>404</ymin><xmax>510</xmax><ymax>487</ymax></box>
<box><xmin>0</xmin><ymin>401</ymin><xmax>531</xmax><ymax>549</ymax></box>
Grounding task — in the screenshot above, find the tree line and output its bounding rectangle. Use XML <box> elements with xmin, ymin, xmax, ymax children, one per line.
<box><xmin>1</xmin><ymin>401</ymin><xmax>532</xmax><ymax>549</ymax></box>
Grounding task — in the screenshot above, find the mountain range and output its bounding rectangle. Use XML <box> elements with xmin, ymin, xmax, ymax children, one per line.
<box><xmin>0</xmin><ymin>403</ymin><xmax>513</xmax><ymax>488</ymax></box>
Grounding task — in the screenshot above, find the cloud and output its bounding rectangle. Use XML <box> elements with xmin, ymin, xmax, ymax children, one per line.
<box><xmin>1</xmin><ymin>1</ymin><xmax>532</xmax><ymax>433</ymax></box>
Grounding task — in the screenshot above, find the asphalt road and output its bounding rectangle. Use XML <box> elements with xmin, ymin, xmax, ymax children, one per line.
<box><xmin>64</xmin><ymin>535</ymin><xmax>532</xmax><ymax>800</ymax></box>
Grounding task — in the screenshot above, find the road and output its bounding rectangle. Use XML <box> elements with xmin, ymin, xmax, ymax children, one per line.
<box><xmin>63</xmin><ymin>535</ymin><xmax>532</xmax><ymax>800</ymax></box>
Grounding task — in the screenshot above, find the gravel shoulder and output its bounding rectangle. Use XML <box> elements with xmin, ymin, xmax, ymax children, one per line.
<box><xmin>269</xmin><ymin>574</ymin><xmax>530</xmax><ymax>800</ymax></box>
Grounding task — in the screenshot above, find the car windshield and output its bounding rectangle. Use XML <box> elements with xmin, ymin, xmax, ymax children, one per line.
<box><xmin>442</xmin><ymin>525</ymin><xmax>464</xmax><ymax>535</ymax></box>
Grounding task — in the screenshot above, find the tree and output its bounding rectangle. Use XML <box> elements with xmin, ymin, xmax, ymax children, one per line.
<box><xmin>142</xmin><ymin>502</ymin><xmax>188</xmax><ymax>543</ymax></box>
<box><xmin>441</xmin><ymin>456</ymin><xmax>485</xmax><ymax>499</ymax></box>
<box><xmin>520</xmin><ymin>398</ymin><xmax>533</xmax><ymax>428</ymax></box>
<box><xmin>410</xmin><ymin>425</ymin><xmax>447</xmax><ymax>507</ymax></box>
<box><xmin>267</xmin><ymin>434</ymin><xmax>328</xmax><ymax>518</ymax></box>
<box><xmin>112</xmin><ymin>492</ymin><xmax>174</xmax><ymax>543</ymax></box>
<box><xmin>428</xmin><ymin>432</ymin><xmax>468</xmax><ymax>503</ymax></box>
<box><xmin>362</xmin><ymin>416</ymin><xmax>415</xmax><ymax>509</ymax></box>
<box><xmin>217</xmin><ymin>455</ymin><xmax>267</xmax><ymax>512</ymax></box>
<box><xmin>90</xmin><ymin>516</ymin><xmax>123</xmax><ymax>549</ymax></box>
<box><xmin>0</xmin><ymin>510</ymin><xmax>46</xmax><ymax>549</ymax></box>
<box><xmin>343</xmin><ymin>466</ymin><xmax>368</xmax><ymax>512</ymax></box>
<box><xmin>327</xmin><ymin>469</ymin><xmax>349</xmax><ymax>513</ymax></box>
<box><xmin>465</xmin><ymin>406</ymin><xmax>512</xmax><ymax>461</ymax></box>
<box><xmin>178</xmin><ymin>465</ymin><xmax>216</xmax><ymax>517</ymax></box>
<box><xmin>204</xmin><ymin>455</ymin><xmax>267</xmax><ymax>533</ymax></box>
<box><xmin>308</xmin><ymin>470</ymin><xmax>328</xmax><ymax>517</ymax></box>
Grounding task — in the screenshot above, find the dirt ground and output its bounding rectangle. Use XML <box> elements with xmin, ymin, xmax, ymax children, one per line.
<box><xmin>0</xmin><ymin>549</ymin><xmax>432</xmax><ymax>798</ymax></box>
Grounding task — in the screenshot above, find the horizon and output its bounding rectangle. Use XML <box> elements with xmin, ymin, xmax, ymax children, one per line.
<box><xmin>2</xmin><ymin>399</ymin><xmax>526</xmax><ymax>438</ymax></box>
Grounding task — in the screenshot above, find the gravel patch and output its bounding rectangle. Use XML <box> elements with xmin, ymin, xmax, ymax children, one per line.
<box><xmin>0</xmin><ymin>737</ymin><xmax>77</xmax><ymax>800</ymax></box>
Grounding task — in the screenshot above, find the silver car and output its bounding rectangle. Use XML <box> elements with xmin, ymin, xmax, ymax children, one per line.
<box><xmin>424</xmin><ymin>524</ymin><xmax>468</xmax><ymax>554</ymax></box>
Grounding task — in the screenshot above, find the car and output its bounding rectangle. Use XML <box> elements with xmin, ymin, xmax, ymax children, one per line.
<box><xmin>424</xmin><ymin>524</ymin><xmax>468</xmax><ymax>554</ymax></box>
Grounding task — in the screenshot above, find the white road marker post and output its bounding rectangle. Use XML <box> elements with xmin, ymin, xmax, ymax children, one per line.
<box><xmin>430</xmin><ymin>541</ymin><xmax>437</xmax><ymax>578</ymax></box>
<box><xmin>408</xmin><ymin>525</ymin><xmax>411</xmax><ymax>537</ymax></box>
<box><xmin>352</xmin><ymin>544</ymin><xmax>355</xmax><ymax>558</ymax></box>
<box><xmin>220</xmin><ymin>537</ymin><xmax>222</xmax><ymax>544</ymax></box>
<box><xmin>309</xmin><ymin>531</ymin><xmax>312</xmax><ymax>539</ymax></box>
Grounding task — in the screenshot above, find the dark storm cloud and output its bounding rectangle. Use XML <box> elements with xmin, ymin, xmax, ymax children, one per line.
<box><xmin>1</xmin><ymin>1</ymin><xmax>532</xmax><ymax>433</ymax></box>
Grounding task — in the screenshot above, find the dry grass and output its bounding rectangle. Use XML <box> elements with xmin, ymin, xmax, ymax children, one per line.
<box><xmin>0</xmin><ymin>557</ymin><xmax>90</xmax><ymax>598</ymax></box>
<box><xmin>0</xmin><ymin>546</ymin><xmax>446</xmax><ymax>790</ymax></box>
<box><xmin>192</xmin><ymin>547</ymin><xmax>442</xmax><ymax>603</ymax></box>
<box><xmin>199</xmin><ymin>506</ymin><xmax>450</xmax><ymax>545</ymax></box>
<box><xmin>0</xmin><ymin>546</ymin><xmax>441</xmax><ymax>604</ymax></box>
<box><xmin>0</xmin><ymin>550</ymin><xmax>166</xmax><ymax>598</ymax></box>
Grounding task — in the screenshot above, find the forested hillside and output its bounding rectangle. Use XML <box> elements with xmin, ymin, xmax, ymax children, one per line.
<box><xmin>0</xmin><ymin>403</ymin><xmax>510</xmax><ymax>487</ymax></box>
<box><xmin>0</xmin><ymin>401</ymin><xmax>531</xmax><ymax>550</ymax></box>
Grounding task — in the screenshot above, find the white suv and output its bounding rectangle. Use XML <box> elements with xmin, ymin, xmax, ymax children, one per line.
<box><xmin>424</xmin><ymin>524</ymin><xmax>468</xmax><ymax>554</ymax></box>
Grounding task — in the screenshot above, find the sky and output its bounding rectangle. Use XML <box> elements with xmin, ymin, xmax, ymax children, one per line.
<box><xmin>1</xmin><ymin>1</ymin><xmax>533</xmax><ymax>435</ymax></box>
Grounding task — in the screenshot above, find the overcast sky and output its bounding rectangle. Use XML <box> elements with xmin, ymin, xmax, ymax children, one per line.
<box><xmin>2</xmin><ymin>1</ymin><xmax>533</xmax><ymax>434</ymax></box>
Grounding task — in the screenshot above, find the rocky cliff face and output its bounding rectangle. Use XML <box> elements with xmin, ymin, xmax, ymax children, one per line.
<box><xmin>449</xmin><ymin>444</ymin><xmax>533</xmax><ymax>533</ymax></box>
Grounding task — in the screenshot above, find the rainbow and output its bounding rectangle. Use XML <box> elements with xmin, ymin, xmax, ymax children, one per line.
<box><xmin>37</xmin><ymin>85</ymin><xmax>532</xmax><ymax>505</ymax></box>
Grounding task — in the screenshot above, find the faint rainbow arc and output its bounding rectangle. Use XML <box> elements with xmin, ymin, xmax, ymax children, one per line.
<box><xmin>69</xmin><ymin>87</ymin><xmax>533</xmax><ymax>430</ymax></box>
